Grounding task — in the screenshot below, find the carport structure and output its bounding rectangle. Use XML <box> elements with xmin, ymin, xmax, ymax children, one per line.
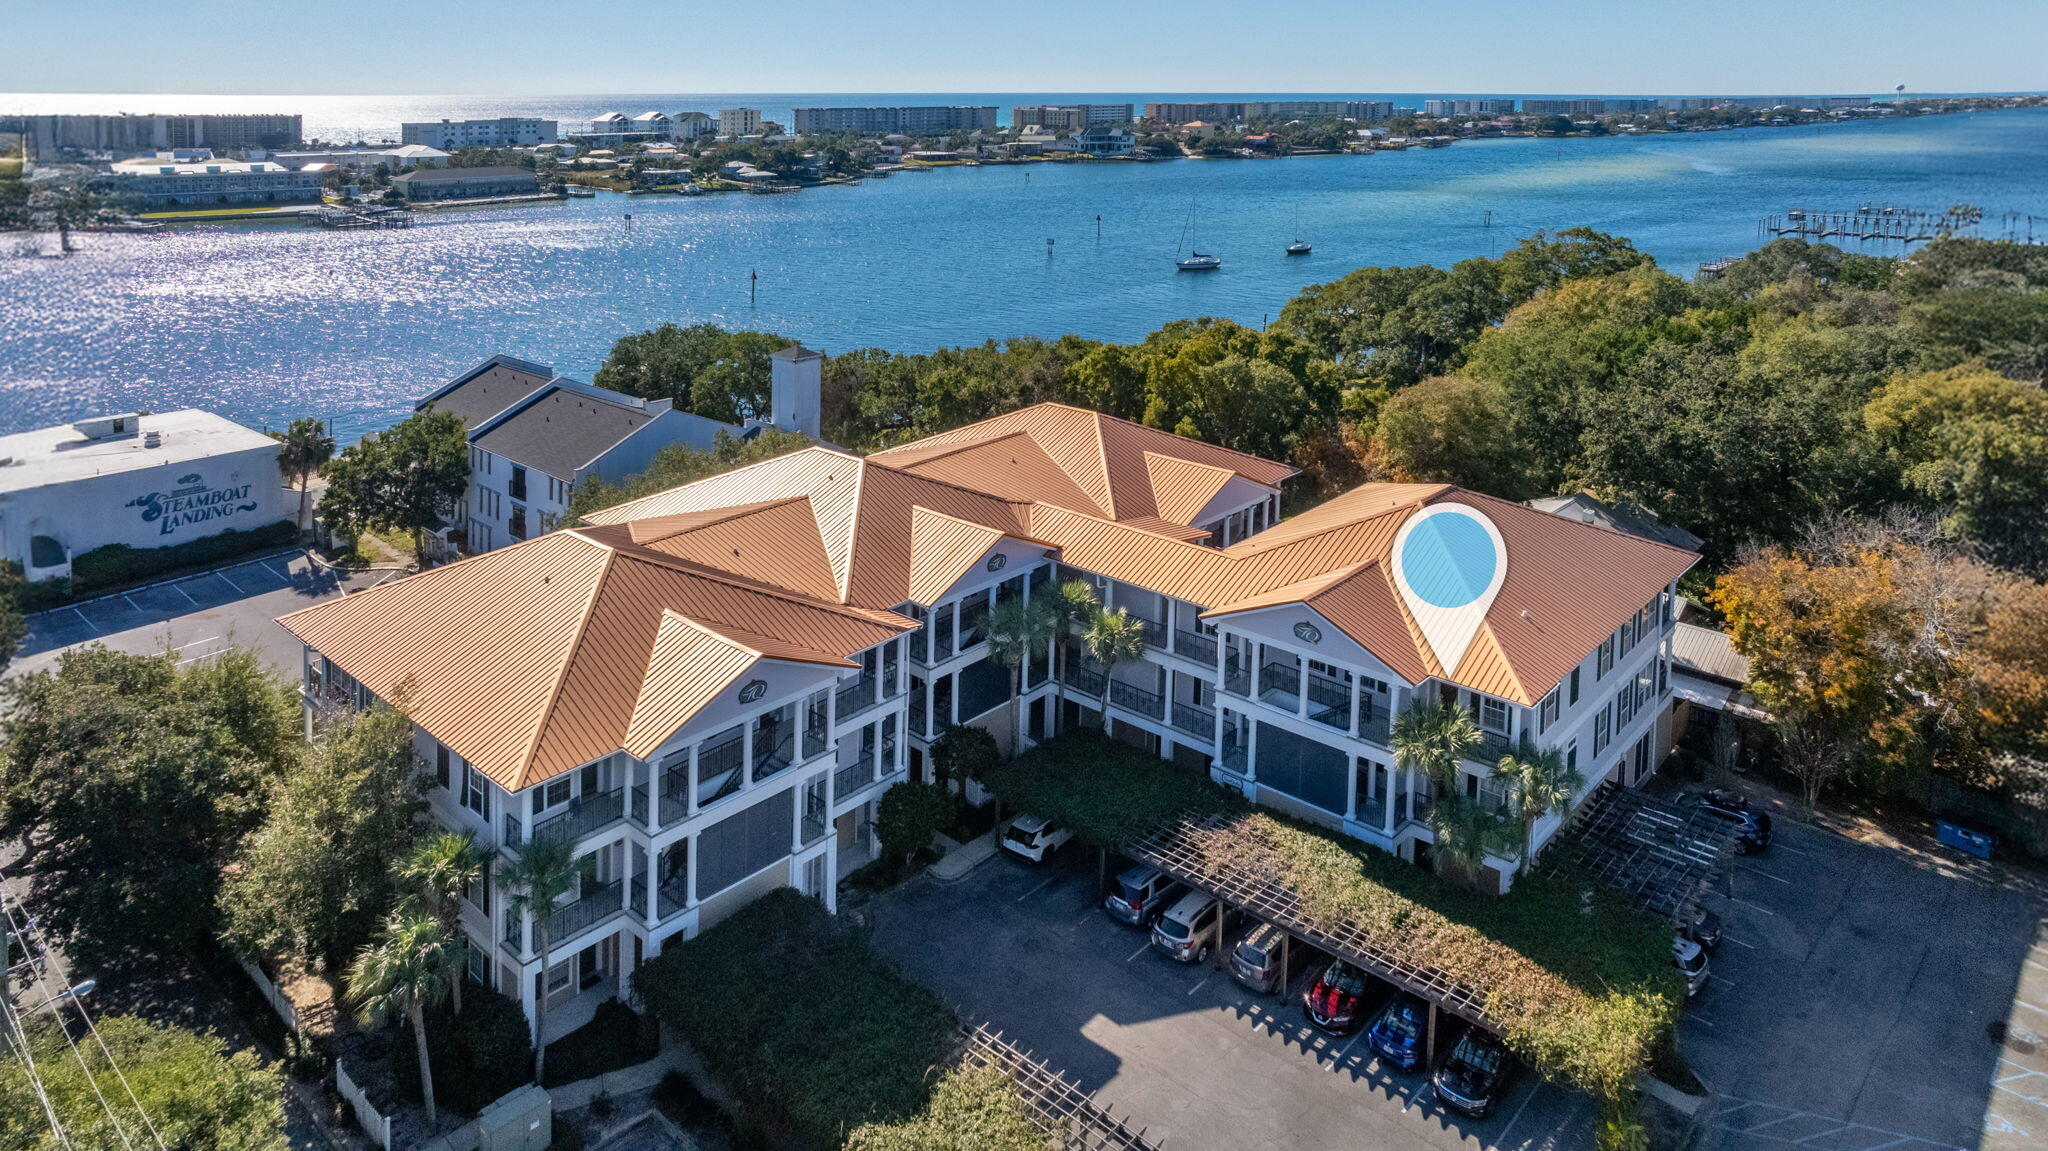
<box><xmin>1542</xmin><ymin>781</ymin><xmax>1742</xmax><ymax>923</ymax></box>
<box><xmin>1121</xmin><ymin>814</ymin><xmax>1501</xmax><ymax>1068</ymax></box>
<box><xmin>955</xmin><ymin>1025</ymin><xmax>1166</xmax><ymax>1151</ymax></box>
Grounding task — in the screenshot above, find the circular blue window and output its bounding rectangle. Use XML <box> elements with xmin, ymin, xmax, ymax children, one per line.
<box><xmin>1400</xmin><ymin>512</ymin><xmax>1498</xmax><ymax>609</ymax></box>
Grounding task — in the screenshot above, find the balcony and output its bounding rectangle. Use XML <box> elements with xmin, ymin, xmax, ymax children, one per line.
<box><xmin>1306</xmin><ymin>673</ymin><xmax>1351</xmax><ymax>731</ymax></box>
<box><xmin>530</xmin><ymin>785</ymin><xmax>645</xmax><ymax>847</ymax></box>
<box><xmin>1222</xmin><ymin>657</ymin><xmax>1250</xmax><ymax>698</ymax></box>
<box><xmin>1063</xmin><ymin>663</ymin><xmax>1106</xmax><ymax>698</ymax></box>
<box><xmin>910</xmin><ymin>692</ymin><xmax>928</xmax><ymax>737</ymax></box>
<box><xmin>552</xmin><ymin>879</ymin><xmax>626</xmax><ymax>943</ymax></box>
<box><xmin>1474</xmin><ymin>730</ymin><xmax>1515</xmax><ymax>763</ymax></box>
<box><xmin>1170</xmin><ymin>700</ymin><xmax>1215</xmax><ymax>739</ymax></box>
<box><xmin>1108</xmin><ymin>677</ymin><xmax>1165</xmax><ymax>720</ymax></box>
<box><xmin>1220</xmin><ymin>741</ymin><xmax>1248</xmax><ymax>775</ymax></box>
<box><xmin>695</xmin><ymin>735</ymin><xmax>746</xmax><ymax>810</ymax></box>
<box><xmin>1258</xmin><ymin>660</ymin><xmax>1301</xmax><ymax>710</ymax></box>
<box><xmin>835</xmin><ymin>676</ymin><xmax>881</xmax><ymax>722</ymax></box>
<box><xmin>1172</xmin><ymin>629</ymin><xmax>1218</xmax><ymax>666</ymax></box>
<box><xmin>802</xmin><ymin>794</ymin><xmax>829</xmax><ymax>845</ymax></box>
<box><xmin>657</xmin><ymin>874</ymin><xmax>690</xmax><ymax>919</ymax></box>
<box><xmin>1133</xmin><ymin>617</ymin><xmax>1167</xmax><ymax>650</ymax></box>
<box><xmin>752</xmin><ymin>725</ymin><xmax>796</xmax><ymax>784</ymax></box>
<box><xmin>833</xmin><ymin>757</ymin><xmax>875</xmax><ymax>801</ymax></box>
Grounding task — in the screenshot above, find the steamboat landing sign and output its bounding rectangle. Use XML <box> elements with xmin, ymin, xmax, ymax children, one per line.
<box><xmin>129</xmin><ymin>472</ymin><xmax>262</xmax><ymax>537</ymax></box>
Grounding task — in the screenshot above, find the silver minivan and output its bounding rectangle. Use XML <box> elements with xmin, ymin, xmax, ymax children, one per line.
<box><xmin>1229</xmin><ymin>921</ymin><xmax>1302</xmax><ymax>994</ymax></box>
<box><xmin>1103</xmin><ymin>865</ymin><xmax>1185</xmax><ymax>928</ymax></box>
<box><xmin>1151</xmin><ymin>890</ymin><xmax>1227</xmax><ymax>963</ymax></box>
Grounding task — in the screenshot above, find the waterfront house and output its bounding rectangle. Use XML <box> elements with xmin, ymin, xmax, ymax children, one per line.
<box><xmin>279</xmin><ymin>401</ymin><xmax>1694</xmax><ymax>1041</ymax></box>
<box><xmin>392</xmin><ymin>166</ymin><xmax>540</xmax><ymax>201</ymax></box>
<box><xmin>1069</xmin><ymin>125</ymin><xmax>1137</xmax><ymax>156</ymax></box>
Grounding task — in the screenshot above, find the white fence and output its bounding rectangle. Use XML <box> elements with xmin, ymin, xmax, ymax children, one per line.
<box><xmin>336</xmin><ymin>1059</ymin><xmax>394</xmax><ymax>1150</ymax></box>
<box><xmin>237</xmin><ymin>958</ymin><xmax>302</xmax><ymax>1035</ymax></box>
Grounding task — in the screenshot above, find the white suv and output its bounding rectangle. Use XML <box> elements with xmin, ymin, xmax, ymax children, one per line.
<box><xmin>1152</xmin><ymin>891</ymin><xmax>1227</xmax><ymax>964</ymax></box>
<box><xmin>1001</xmin><ymin>815</ymin><xmax>1073</xmax><ymax>864</ymax></box>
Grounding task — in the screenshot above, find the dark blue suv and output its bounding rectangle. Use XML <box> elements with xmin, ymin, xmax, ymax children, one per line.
<box><xmin>1367</xmin><ymin>993</ymin><xmax>1429</xmax><ymax>1071</ymax></box>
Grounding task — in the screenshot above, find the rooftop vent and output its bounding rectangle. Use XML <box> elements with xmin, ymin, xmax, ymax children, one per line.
<box><xmin>71</xmin><ymin>414</ymin><xmax>140</xmax><ymax>442</ymax></box>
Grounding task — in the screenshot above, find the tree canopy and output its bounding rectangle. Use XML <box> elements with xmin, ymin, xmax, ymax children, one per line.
<box><xmin>320</xmin><ymin>408</ymin><xmax>470</xmax><ymax>565</ymax></box>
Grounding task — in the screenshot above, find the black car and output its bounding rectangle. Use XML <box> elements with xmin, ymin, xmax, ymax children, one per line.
<box><xmin>1432</xmin><ymin>1031</ymin><xmax>1511</xmax><ymax>1118</ymax></box>
<box><xmin>1678</xmin><ymin>905</ymin><xmax>1722</xmax><ymax>951</ymax></box>
<box><xmin>1698</xmin><ymin>788</ymin><xmax>1772</xmax><ymax>854</ymax></box>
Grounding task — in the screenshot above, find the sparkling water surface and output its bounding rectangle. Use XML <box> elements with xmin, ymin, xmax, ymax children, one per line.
<box><xmin>3</xmin><ymin>105</ymin><xmax>2045</xmax><ymax>438</ymax></box>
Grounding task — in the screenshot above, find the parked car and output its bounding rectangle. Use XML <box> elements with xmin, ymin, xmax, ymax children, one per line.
<box><xmin>1229</xmin><ymin>921</ymin><xmax>1306</xmax><ymax>994</ymax></box>
<box><xmin>1674</xmin><ymin>935</ymin><xmax>1711</xmax><ymax>997</ymax></box>
<box><xmin>1367</xmin><ymin>993</ymin><xmax>1430</xmax><ymax>1071</ymax></box>
<box><xmin>1302</xmin><ymin>958</ymin><xmax>1372</xmax><ymax>1033</ymax></box>
<box><xmin>1151</xmin><ymin>891</ymin><xmax>1229</xmax><ymax>964</ymax></box>
<box><xmin>1432</xmin><ymin>1030</ymin><xmax>1511</xmax><ymax>1118</ymax></box>
<box><xmin>1001</xmin><ymin>815</ymin><xmax>1072</xmax><ymax>864</ymax></box>
<box><xmin>1678</xmin><ymin>905</ymin><xmax>1723</xmax><ymax>951</ymax></box>
<box><xmin>1698</xmin><ymin>788</ymin><xmax>1773</xmax><ymax>854</ymax></box>
<box><xmin>1103</xmin><ymin>865</ymin><xmax>1186</xmax><ymax>929</ymax></box>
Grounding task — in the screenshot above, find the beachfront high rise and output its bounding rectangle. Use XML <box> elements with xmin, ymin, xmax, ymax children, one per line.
<box><xmin>399</xmin><ymin>117</ymin><xmax>557</xmax><ymax>149</ymax></box>
<box><xmin>790</xmin><ymin>106</ymin><xmax>999</xmax><ymax>135</ymax></box>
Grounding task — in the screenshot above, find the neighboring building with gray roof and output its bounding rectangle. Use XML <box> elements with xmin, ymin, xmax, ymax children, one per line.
<box><xmin>1527</xmin><ymin>493</ymin><xmax>1704</xmax><ymax>553</ymax></box>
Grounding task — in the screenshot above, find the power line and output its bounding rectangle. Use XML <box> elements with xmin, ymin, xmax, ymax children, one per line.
<box><xmin>0</xmin><ymin>899</ymin><xmax>139</xmax><ymax>1151</ymax></box>
<box><xmin>0</xmin><ymin>981</ymin><xmax>78</xmax><ymax>1151</ymax></box>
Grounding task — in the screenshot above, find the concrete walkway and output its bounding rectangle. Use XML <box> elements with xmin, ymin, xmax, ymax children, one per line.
<box><xmin>929</xmin><ymin>829</ymin><xmax>999</xmax><ymax>882</ymax></box>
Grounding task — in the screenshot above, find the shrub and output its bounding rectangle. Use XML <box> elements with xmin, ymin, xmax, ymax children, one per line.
<box><xmin>387</xmin><ymin>983</ymin><xmax>533</xmax><ymax>1117</ymax></box>
<box><xmin>634</xmin><ymin>889</ymin><xmax>956</xmax><ymax>1148</ymax></box>
<box><xmin>844</xmin><ymin>1066</ymin><xmax>1053</xmax><ymax>1151</ymax></box>
<box><xmin>930</xmin><ymin>725</ymin><xmax>1000</xmax><ymax>791</ymax></box>
<box><xmin>875</xmin><ymin>781</ymin><xmax>955</xmax><ymax>863</ymax></box>
<box><xmin>541</xmin><ymin>998</ymin><xmax>659</xmax><ymax>1088</ymax></box>
<box><xmin>979</xmin><ymin>731</ymin><xmax>1680</xmax><ymax>1104</ymax></box>
<box><xmin>69</xmin><ymin>519</ymin><xmax>296</xmax><ymax>594</ymax></box>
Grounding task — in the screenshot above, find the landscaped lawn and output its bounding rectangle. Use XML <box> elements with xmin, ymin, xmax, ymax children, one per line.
<box><xmin>139</xmin><ymin>204</ymin><xmax>312</xmax><ymax>219</ymax></box>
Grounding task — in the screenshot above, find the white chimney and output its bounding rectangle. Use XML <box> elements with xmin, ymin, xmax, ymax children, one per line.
<box><xmin>769</xmin><ymin>345</ymin><xmax>823</xmax><ymax>439</ymax></box>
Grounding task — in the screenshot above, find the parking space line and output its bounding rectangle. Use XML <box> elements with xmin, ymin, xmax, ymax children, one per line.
<box><xmin>216</xmin><ymin>569</ymin><xmax>244</xmax><ymax>594</ymax></box>
<box><xmin>1731</xmin><ymin>897</ymin><xmax>1778</xmax><ymax>915</ymax></box>
<box><xmin>1126</xmin><ymin>942</ymin><xmax>1151</xmax><ymax>963</ymax></box>
<box><xmin>173</xmin><ymin>635</ymin><xmax>222</xmax><ymax>651</ymax></box>
<box><xmin>123</xmin><ymin>594</ymin><xmax>143</xmax><ymax>612</ymax></box>
<box><xmin>1724</xmin><ymin>937</ymin><xmax>1756</xmax><ymax>950</ymax></box>
<box><xmin>264</xmin><ymin>560</ymin><xmax>292</xmax><ymax>581</ymax></box>
<box><xmin>1494</xmin><ymin>1080</ymin><xmax>1539</xmax><ymax>1148</ymax></box>
<box><xmin>1741</xmin><ymin>866</ymin><xmax>1793</xmax><ymax>885</ymax></box>
<box><xmin>177</xmin><ymin>649</ymin><xmax>225</xmax><ymax>666</ymax></box>
<box><xmin>1789</xmin><ymin>1125</ymin><xmax>1854</xmax><ymax>1144</ymax></box>
<box><xmin>1334</xmin><ymin>1029</ymin><xmax>1368</xmax><ymax>1061</ymax></box>
<box><xmin>69</xmin><ymin>607</ymin><xmax>97</xmax><ymax>635</ymax></box>
<box><xmin>1017</xmin><ymin>877</ymin><xmax>1058</xmax><ymax>902</ymax></box>
<box><xmin>2015</xmin><ymin>999</ymin><xmax>2048</xmax><ymax>1017</ymax></box>
<box><xmin>1186</xmin><ymin>975</ymin><xmax>1211</xmax><ymax>997</ymax></box>
<box><xmin>1683</xmin><ymin>1011</ymin><xmax>1717</xmax><ymax>1028</ymax></box>
<box><xmin>172</xmin><ymin>583</ymin><xmax>198</xmax><ymax>605</ymax></box>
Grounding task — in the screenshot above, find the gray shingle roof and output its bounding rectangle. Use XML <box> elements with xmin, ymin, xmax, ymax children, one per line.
<box><xmin>474</xmin><ymin>387</ymin><xmax>659</xmax><ymax>477</ymax></box>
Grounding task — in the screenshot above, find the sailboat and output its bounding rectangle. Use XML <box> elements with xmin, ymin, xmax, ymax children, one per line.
<box><xmin>1286</xmin><ymin>204</ymin><xmax>1311</xmax><ymax>254</ymax></box>
<box><xmin>1175</xmin><ymin>205</ymin><xmax>1221</xmax><ymax>271</ymax></box>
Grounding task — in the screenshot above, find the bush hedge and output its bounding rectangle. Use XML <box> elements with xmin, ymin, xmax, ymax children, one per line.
<box><xmin>70</xmin><ymin>519</ymin><xmax>296</xmax><ymax>593</ymax></box>
<box><xmin>541</xmin><ymin>997</ymin><xmax>659</xmax><ymax>1088</ymax></box>
<box><xmin>387</xmin><ymin>983</ymin><xmax>534</xmax><ymax>1117</ymax></box>
<box><xmin>980</xmin><ymin>732</ymin><xmax>1680</xmax><ymax>1103</ymax></box>
<box><xmin>634</xmin><ymin>889</ymin><xmax>957</xmax><ymax>1149</ymax></box>
<box><xmin>843</xmin><ymin>1066</ymin><xmax>1053</xmax><ymax>1151</ymax></box>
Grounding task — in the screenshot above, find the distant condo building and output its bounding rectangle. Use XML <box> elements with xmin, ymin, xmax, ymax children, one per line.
<box><xmin>401</xmin><ymin>118</ymin><xmax>557</xmax><ymax>149</ymax></box>
<box><xmin>790</xmin><ymin>106</ymin><xmax>998</xmax><ymax>134</ymax></box>
<box><xmin>107</xmin><ymin>154</ymin><xmax>326</xmax><ymax>205</ymax></box>
<box><xmin>1243</xmin><ymin>100</ymin><xmax>1349</xmax><ymax>119</ymax></box>
<box><xmin>718</xmin><ymin>108</ymin><xmax>764</xmax><ymax>136</ymax></box>
<box><xmin>1423</xmin><ymin>99</ymin><xmax>1518</xmax><ymax>117</ymax></box>
<box><xmin>1143</xmin><ymin>102</ymin><xmax>1247</xmax><ymax>124</ymax></box>
<box><xmin>29</xmin><ymin>113</ymin><xmax>302</xmax><ymax>157</ymax></box>
<box><xmin>1522</xmin><ymin>99</ymin><xmax>1607</xmax><ymax>116</ymax></box>
<box><xmin>1345</xmin><ymin>101</ymin><xmax>1395</xmax><ymax>121</ymax></box>
<box><xmin>1009</xmin><ymin>104</ymin><xmax>1134</xmax><ymax>131</ymax></box>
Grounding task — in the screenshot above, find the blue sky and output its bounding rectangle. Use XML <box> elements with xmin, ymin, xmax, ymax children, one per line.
<box><xmin>10</xmin><ymin>0</ymin><xmax>2044</xmax><ymax>96</ymax></box>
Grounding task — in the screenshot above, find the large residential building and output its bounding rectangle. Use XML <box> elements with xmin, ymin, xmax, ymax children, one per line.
<box><xmin>1345</xmin><ymin>101</ymin><xmax>1395</xmax><ymax>121</ymax></box>
<box><xmin>790</xmin><ymin>106</ymin><xmax>998</xmax><ymax>135</ymax></box>
<box><xmin>269</xmin><ymin>145</ymin><xmax>449</xmax><ymax>170</ymax></box>
<box><xmin>1243</xmin><ymin>100</ymin><xmax>1349</xmax><ymax>119</ymax></box>
<box><xmin>717</xmin><ymin>108</ymin><xmax>764</xmax><ymax>137</ymax></box>
<box><xmin>400</xmin><ymin>118</ymin><xmax>558</xmax><ymax>149</ymax></box>
<box><xmin>107</xmin><ymin>155</ymin><xmax>327</xmax><ymax>205</ymax></box>
<box><xmin>1068</xmin><ymin>124</ymin><xmax>1137</xmax><ymax>156</ymax></box>
<box><xmin>1422</xmin><ymin>99</ymin><xmax>1519</xmax><ymax>117</ymax></box>
<box><xmin>0</xmin><ymin>410</ymin><xmax>285</xmax><ymax>583</ymax></box>
<box><xmin>419</xmin><ymin>348</ymin><xmax>825</xmax><ymax>556</ymax></box>
<box><xmin>1009</xmin><ymin>104</ymin><xmax>1134</xmax><ymax>131</ymax></box>
<box><xmin>29</xmin><ymin>113</ymin><xmax>302</xmax><ymax>157</ymax></box>
<box><xmin>1522</xmin><ymin>99</ymin><xmax>1607</xmax><ymax>116</ymax></box>
<box><xmin>279</xmin><ymin>402</ymin><xmax>1695</xmax><ymax>1040</ymax></box>
<box><xmin>1143</xmin><ymin>102</ymin><xmax>1247</xmax><ymax>124</ymax></box>
<box><xmin>392</xmin><ymin>165</ymin><xmax>540</xmax><ymax>201</ymax></box>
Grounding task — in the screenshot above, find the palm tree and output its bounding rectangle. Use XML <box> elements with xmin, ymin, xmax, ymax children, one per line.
<box><xmin>499</xmin><ymin>834</ymin><xmax>579</xmax><ymax>1085</ymax></box>
<box><xmin>1391</xmin><ymin>699</ymin><xmax>1490</xmax><ymax>874</ymax></box>
<box><xmin>1493</xmin><ymin>745</ymin><xmax>1585</xmax><ymax>869</ymax></box>
<box><xmin>349</xmin><ymin>912</ymin><xmax>454</xmax><ymax>1128</ymax></box>
<box><xmin>397</xmin><ymin>830</ymin><xmax>488</xmax><ymax>1015</ymax></box>
<box><xmin>1082</xmin><ymin>607</ymin><xmax>1151</xmax><ymax>733</ymax></box>
<box><xmin>1045</xmin><ymin>580</ymin><xmax>1101</xmax><ymax>735</ymax></box>
<box><xmin>275</xmin><ymin>417</ymin><xmax>335</xmax><ymax>538</ymax></box>
<box><xmin>985</xmin><ymin>595</ymin><xmax>1058</xmax><ymax>756</ymax></box>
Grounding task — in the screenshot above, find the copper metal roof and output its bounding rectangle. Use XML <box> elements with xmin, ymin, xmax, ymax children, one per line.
<box><xmin>283</xmin><ymin>402</ymin><xmax>1696</xmax><ymax>787</ymax></box>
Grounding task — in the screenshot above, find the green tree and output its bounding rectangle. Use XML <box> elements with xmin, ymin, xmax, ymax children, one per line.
<box><xmin>1864</xmin><ymin>364</ymin><xmax>2048</xmax><ymax>576</ymax></box>
<box><xmin>0</xmin><ymin>647</ymin><xmax>296</xmax><ymax>965</ymax></box>
<box><xmin>876</xmin><ymin>780</ymin><xmax>955</xmax><ymax>864</ymax></box>
<box><xmin>220</xmin><ymin>703</ymin><xmax>425</xmax><ymax>971</ymax></box>
<box><xmin>1390</xmin><ymin>699</ymin><xmax>1512</xmax><ymax>872</ymax></box>
<box><xmin>930</xmin><ymin>724</ymin><xmax>1001</xmax><ymax>793</ymax></box>
<box><xmin>1080</xmin><ymin>608</ymin><xmax>1150</xmax><ymax>733</ymax></box>
<box><xmin>0</xmin><ymin>1015</ymin><xmax>286</xmax><ymax>1151</ymax></box>
<box><xmin>500</xmin><ymin>834</ymin><xmax>579</xmax><ymax>1085</ymax></box>
<box><xmin>0</xmin><ymin>562</ymin><xmax>26</xmax><ymax>675</ymax></box>
<box><xmin>349</xmin><ymin>911</ymin><xmax>455</xmax><ymax>1127</ymax></box>
<box><xmin>984</xmin><ymin>595</ymin><xmax>1058</xmax><ymax>756</ymax></box>
<box><xmin>1373</xmin><ymin>375</ymin><xmax>1530</xmax><ymax>496</ymax></box>
<box><xmin>558</xmin><ymin>428</ymin><xmax>814</xmax><ymax>524</ymax></box>
<box><xmin>273</xmin><ymin>417</ymin><xmax>334</xmax><ymax>536</ymax></box>
<box><xmin>1492</xmin><ymin>744</ymin><xmax>1584</xmax><ymax>866</ymax></box>
<box><xmin>1044</xmin><ymin>580</ymin><xmax>1100</xmax><ymax>733</ymax></box>
<box><xmin>320</xmin><ymin>408</ymin><xmax>470</xmax><ymax>565</ymax></box>
<box><xmin>397</xmin><ymin>830</ymin><xmax>490</xmax><ymax>1015</ymax></box>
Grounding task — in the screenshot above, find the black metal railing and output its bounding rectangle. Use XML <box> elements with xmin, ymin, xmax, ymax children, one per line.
<box><xmin>1170</xmin><ymin>701</ymin><xmax>1215</xmax><ymax>738</ymax></box>
<box><xmin>1173</xmin><ymin>629</ymin><xmax>1217</xmax><ymax>665</ymax></box>
<box><xmin>1063</xmin><ymin>664</ymin><xmax>1106</xmax><ymax>697</ymax></box>
<box><xmin>1306</xmin><ymin>674</ymin><xmax>1351</xmax><ymax>731</ymax></box>
<box><xmin>1133</xmin><ymin>617</ymin><xmax>1167</xmax><ymax>649</ymax></box>
<box><xmin>551</xmin><ymin>880</ymin><xmax>625</xmax><ymax>942</ymax></box>
<box><xmin>531</xmin><ymin>786</ymin><xmax>631</xmax><ymax>845</ymax></box>
<box><xmin>1223</xmin><ymin>657</ymin><xmax>1250</xmax><ymax>697</ymax></box>
<box><xmin>696</xmin><ymin>737</ymin><xmax>745</xmax><ymax>809</ymax></box>
<box><xmin>1258</xmin><ymin>660</ymin><xmax>1301</xmax><ymax>705</ymax></box>
<box><xmin>835</xmin><ymin>676</ymin><xmax>880</xmax><ymax>721</ymax></box>
<box><xmin>834</xmin><ymin>758</ymin><xmax>874</xmax><ymax>801</ymax></box>
<box><xmin>1109</xmin><ymin>677</ymin><xmax>1165</xmax><ymax>719</ymax></box>
<box><xmin>752</xmin><ymin>727</ymin><xmax>796</xmax><ymax>782</ymax></box>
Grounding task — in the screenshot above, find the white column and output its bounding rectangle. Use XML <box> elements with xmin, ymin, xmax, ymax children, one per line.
<box><xmin>1344</xmin><ymin>758</ymin><xmax>1359</xmax><ymax>821</ymax></box>
<box><xmin>646</xmin><ymin>759</ymin><xmax>660</xmax><ymax>828</ymax></box>
<box><xmin>686</xmin><ymin>744</ymin><xmax>700</xmax><ymax>817</ymax></box>
<box><xmin>1384</xmin><ymin>767</ymin><xmax>1398</xmax><ymax>836</ymax></box>
<box><xmin>685</xmin><ymin>833</ymin><xmax>700</xmax><ymax>908</ymax></box>
<box><xmin>1348</xmin><ymin>680</ymin><xmax>1361</xmax><ymax>736</ymax></box>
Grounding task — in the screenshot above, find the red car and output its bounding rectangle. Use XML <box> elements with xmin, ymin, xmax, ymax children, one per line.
<box><xmin>1303</xmin><ymin>959</ymin><xmax>1370</xmax><ymax>1033</ymax></box>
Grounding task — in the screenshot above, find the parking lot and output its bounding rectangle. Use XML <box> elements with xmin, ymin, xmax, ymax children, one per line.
<box><xmin>12</xmin><ymin>550</ymin><xmax>396</xmax><ymax>678</ymax></box>
<box><xmin>870</xmin><ymin>846</ymin><xmax>1596</xmax><ymax>1151</ymax></box>
<box><xmin>1679</xmin><ymin>797</ymin><xmax>2048</xmax><ymax>1151</ymax></box>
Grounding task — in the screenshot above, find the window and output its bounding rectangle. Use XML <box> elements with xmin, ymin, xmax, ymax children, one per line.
<box><xmin>1565</xmin><ymin>740</ymin><xmax>1578</xmax><ymax>773</ymax></box>
<box><xmin>436</xmin><ymin>743</ymin><xmax>451</xmax><ymax>788</ymax></box>
<box><xmin>1616</xmin><ymin>684</ymin><xmax>1634</xmax><ymax>728</ymax></box>
<box><xmin>531</xmin><ymin>776</ymin><xmax>570</xmax><ymax>814</ymax></box>
<box><xmin>1593</xmin><ymin>707</ymin><xmax>1611</xmax><ymax>755</ymax></box>
<box><xmin>1539</xmin><ymin>688</ymin><xmax>1560</xmax><ymax>733</ymax></box>
<box><xmin>1569</xmin><ymin>667</ymin><xmax>1581</xmax><ymax>705</ymax></box>
<box><xmin>1478</xmin><ymin>697</ymin><xmax>1509</xmax><ymax>735</ymax></box>
<box><xmin>1659</xmin><ymin>659</ymin><xmax>1671</xmax><ymax>696</ymax></box>
<box><xmin>509</xmin><ymin>464</ymin><xmax>528</xmax><ymax>502</ymax></box>
<box><xmin>508</xmin><ymin>505</ymin><xmax>528</xmax><ymax>541</ymax></box>
<box><xmin>462</xmin><ymin>764</ymin><xmax>491</xmax><ymax>821</ymax></box>
<box><xmin>1597</xmin><ymin>636</ymin><xmax>1615</xmax><ymax>677</ymax></box>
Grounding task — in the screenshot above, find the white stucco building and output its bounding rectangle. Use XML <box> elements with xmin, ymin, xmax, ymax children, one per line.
<box><xmin>0</xmin><ymin>410</ymin><xmax>287</xmax><ymax>582</ymax></box>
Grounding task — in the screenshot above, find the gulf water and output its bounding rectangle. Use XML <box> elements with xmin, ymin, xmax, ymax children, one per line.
<box><xmin>2</xmin><ymin>101</ymin><xmax>2045</xmax><ymax>438</ymax></box>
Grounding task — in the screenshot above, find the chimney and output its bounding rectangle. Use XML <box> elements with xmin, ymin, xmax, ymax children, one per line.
<box><xmin>769</xmin><ymin>345</ymin><xmax>823</xmax><ymax>439</ymax></box>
